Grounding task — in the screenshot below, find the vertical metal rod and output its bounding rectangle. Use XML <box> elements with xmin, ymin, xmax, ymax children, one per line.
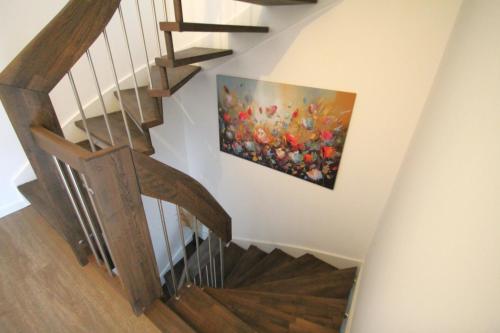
<box><xmin>208</xmin><ymin>231</ymin><xmax>214</xmax><ymax>287</ymax></box>
<box><xmin>193</xmin><ymin>219</ymin><xmax>203</xmax><ymax>286</ymax></box>
<box><xmin>135</xmin><ymin>0</ymin><xmax>153</xmax><ymax>87</ymax></box>
<box><xmin>66</xmin><ymin>165</ymin><xmax>113</xmax><ymax>275</ymax></box>
<box><xmin>204</xmin><ymin>265</ymin><xmax>210</xmax><ymax>287</ymax></box>
<box><xmin>102</xmin><ymin>29</ymin><xmax>135</xmax><ymax>149</ymax></box>
<box><xmin>158</xmin><ymin>200</ymin><xmax>178</xmax><ymax>299</ymax></box>
<box><xmin>150</xmin><ymin>0</ymin><xmax>163</xmax><ymax>57</ymax></box>
<box><xmin>68</xmin><ymin>71</ymin><xmax>96</xmax><ymax>152</ymax></box>
<box><xmin>118</xmin><ymin>5</ymin><xmax>145</xmax><ymax>123</ymax></box>
<box><xmin>86</xmin><ymin>50</ymin><xmax>114</xmax><ymax>145</ymax></box>
<box><xmin>80</xmin><ymin>174</ymin><xmax>115</xmax><ymax>276</ymax></box>
<box><xmin>52</xmin><ymin>157</ymin><xmax>102</xmax><ymax>265</ymax></box>
<box><xmin>212</xmin><ymin>257</ymin><xmax>217</xmax><ymax>288</ymax></box>
<box><xmin>176</xmin><ymin>205</ymin><xmax>191</xmax><ymax>286</ymax></box>
<box><xmin>219</xmin><ymin>238</ymin><xmax>224</xmax><ymax>288</ymax></box>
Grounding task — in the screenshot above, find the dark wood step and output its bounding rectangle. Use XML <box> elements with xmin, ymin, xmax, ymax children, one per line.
<box><xmin>145</xmin><ymin>300</ymin><xmax>196</xmax><ymax>333</ymax></box>
<box><xmin>241</xmin><ymin>267</ymin><xmax>358</xmax><ymax>299</ymax></box>
<box><xmin>160</xmin><ymin>21</ymin><xmax>269</xmax><ymax>33</ymax></box>
<box><xmin>227</xmin><ymin>249</ymin><xmax>294</xmax><ymax>288</ymax></box>
<box><xmin>206</xmin><ymin>288</ymin><xmax>335</xmax><ymax>333</ymax></box>
<box><xmin>76</xmin><ymin>139</ymin><xmax>96</xmax><ymax>151</ymax></box>
<box><xmin>224</xmin><ymin>243</ymin><xmax>245</xmax><ymax>279</ymax></box>
<box><xmin>235</xmin><ymin>0</ymin><xmax>317</xmax><ymax>5</ymax></box>
<box><xmin>114</xmin><ymin>86</ymin><xmax>162</xmax><ymax>129</ymax></box>
<box><xmin>206</xmin><ymin>288</ymin><xmax>346</xmax><ymax>330</ymax></box>
<box><xmin>167</xmin><ymin>286</ymin><xmax>255</xmax><ymax>333</ymax></box>
<box><xmin>148</xmin><ymin>65</ymin><xmax>202</xmax><ymax>97</ymax></box>
<box><xmin>155</xmin><ymin>47</ymin><xmax>233</xmax><ymax>68</ymax></box>
<box><xmin>290</xmin><ymin>318</ymin><xmax>336</xmax><ymax>333</ymax></box>
<box><xmin>74</xmin><ymin>111</ymin><xmax>154</xmax><ymax>155</ymax></box>
<box><xmin>225</xmin><ymin>245</ymin><xmax>267</xmax><ymax>286</ymax></box>
<box><xmin>253</xmin><ymin>253</ymin><xmax>338</xmax><ymax>284</ymax></box>
<box><xmin>18</xmin><ymin>180</ymin><xmax>58</xmax><ymax>229</ymax></box>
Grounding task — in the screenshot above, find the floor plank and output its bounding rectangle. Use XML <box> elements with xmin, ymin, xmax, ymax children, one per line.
<box><xmin>0</xmin><ymin>206</ymin><xmax>159</xmax><ymax>333</ymax></box>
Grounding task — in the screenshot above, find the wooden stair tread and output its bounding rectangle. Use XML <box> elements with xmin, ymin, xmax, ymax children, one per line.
<box><xmin>18</xmin><ymin>180</ymin><xmax>56</xmax><ymax>226</ymax></box>
<box><xmin>74</xmin><ymin>111</ymin><xmax>154</xmax><ymax>155</ymax></box>
<box><xmin>235</xmin><ymin>0</ymin><xmax>317</xmax><ymax>5</ymax></box>
<box><xmin>160</xmin><ymin>21</ymin><xmax>269</xmax><ymax>33</ymax></box>
<box><xmin>75</xmin><ymin>139</ymin><xmax>95</xmax><ymax>151</ymax></box>
<box><xmin>227</xmin><ymin>249</ymin><xmax>294</xmax><ymax>288</ymax></box>
<box><xmin>290</xmin><ymin>318</ymin><xmax>337</xmax><ymax>333</ymax></box>
<box><xmin>241</xmin><ymin>267</ymin><xmax>358</xmax><ymax>299</ymax></box>
<box><xmin>115</xmin><ymin>86</ymin><xmax>162</xmax><ymax>129</ymax></box>
<box><xmin>155</xmin><ymin>47</ymin><xmax>233</xmax><ymax>68</ymax></box>
<box><xmin>149</xmin><ymin>65</ymin><xmax>201</xmax><ymax>97</ymax></box>
<box><xmin>225</xmin><ymin>245</ymin><xmax>267</xmax><ymax>286</ymax></box>
<box><xmin>206</xmin><ymin>288</ymin><xmax>346</xmax><ymax>330</ymax></box>
<box><xmin>167</xmin><ymin>286</ymin><xmax>255</xmax><ymax>333</ymax></box>
<box><xmin>253</xmin><ymin>253</ymin><xmax>337</xmax><ymax>284</ymax></box>
<box><xmin>224</xmin><ymin>243</ymin><xmax>245</xmax><ymax>278</ymax></box>
<box><xmin>206</xmin><ymin>288</ymin><xmax>335</xmax><ymax>333</ymax></box>
<box><xmin>145</xmin><ymin>300</ymin><xmax>196</xmax><ymax>333</ymax></box>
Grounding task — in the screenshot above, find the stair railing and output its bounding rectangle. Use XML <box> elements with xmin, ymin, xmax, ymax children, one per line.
<box><xmin>0</xmin><ymin>0</ymin><xmax>231</xmax><ymax>314</ymax></box>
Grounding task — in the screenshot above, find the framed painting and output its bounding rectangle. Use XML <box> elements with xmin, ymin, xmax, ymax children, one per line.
<box><xmin>217</xmin><ymin>75</ymin><xmax>356</xmax><ymax>190</ymax></box>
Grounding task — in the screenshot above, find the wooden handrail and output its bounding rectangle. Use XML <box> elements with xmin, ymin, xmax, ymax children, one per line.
<box><xmin>0</xmin><ymin>0</ymin><xmax>120</xmax><ymax>92</ymax></box>
<box><xmin>132</xmin><ymin>151</ymin><xmax>232</xmax><ymax>242</ymax></box>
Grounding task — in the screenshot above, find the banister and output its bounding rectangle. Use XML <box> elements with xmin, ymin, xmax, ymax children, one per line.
<box><xmin>131</xmin><ymin>150</ymin><xmax>232</xmax><ymax>242</ymax></box>
<box><xmin>0</xmin><ymin>0</ymin><xmax>120</xmax><ymax>92</ymax></box>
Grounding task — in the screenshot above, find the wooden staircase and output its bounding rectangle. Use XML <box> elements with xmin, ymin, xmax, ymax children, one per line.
<box><xmin>153</xmin><ymin>242</ymin><xmax>356</xmax><ymax>332</ymax></box>
<box><xmin>0</xmin><ymin>0</ymin><xmax>362</xmax><ymax>332</ymax></box>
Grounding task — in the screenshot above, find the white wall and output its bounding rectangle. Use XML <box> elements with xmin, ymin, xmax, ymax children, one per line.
<box><xmin>350</xmin><ymin>0</ymin><xmax>500</xmax><ymax>331</ymax></box>
<box><xmin>172</xmin><ymin>0</ymin><xmax>462</xmax><ymax>261</ymax></box>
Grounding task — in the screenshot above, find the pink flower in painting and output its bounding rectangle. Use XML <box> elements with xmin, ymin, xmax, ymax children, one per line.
<box><xmin>239</xmin><ymin>111</ymin><xmax>250</xmax><ymax>121</ymax></box>
<box><xmin>320</xmin><ymin>130</ymin><xmax>333</xmax><ymax>141</ymax></box>
<box><xmin>307</xmin><ymin>169</ymin><xmax>323</xmax><ymax>181</ymax></box>
<box><xmin>266</xmin><ymin>105</ymin><xmax>278</xmax><ymax>117</ymax></box>
<box><xmin>308</xmin><ymin>103</ymin><xmax>318</xmax><ymax>113</ymax></box>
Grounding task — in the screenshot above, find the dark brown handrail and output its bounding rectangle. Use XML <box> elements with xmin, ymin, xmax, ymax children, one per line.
<box><xmin>0</xmin><ymin>0</ymin><xmax>120</xmax><ymax>92</ymax></box>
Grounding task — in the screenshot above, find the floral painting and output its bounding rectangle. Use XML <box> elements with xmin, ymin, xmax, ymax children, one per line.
<box><xmin>217</xmin><ymin>75</ymin><xmax>356</xmax><ymax>190</ymax></box>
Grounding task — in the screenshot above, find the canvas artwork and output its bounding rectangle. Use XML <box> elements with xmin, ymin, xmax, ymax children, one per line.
<box><xmin>217</xmin><ymin>75</ymin><xmax>356</xmax><ymax>190</ymax></box>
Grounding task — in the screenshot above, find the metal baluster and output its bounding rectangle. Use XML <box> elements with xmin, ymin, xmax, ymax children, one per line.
<box><xmin>118</xmin><ymin>5</ymin><xmax>145</xmax><ymax>123</ymax></box>
<box><xmin>212</xmin><ymin>257</ymin><xmax>217</xmax><ymax>288</ymax></box>
<box><xmin>86</xmin><ymin>50</ymin><xmax>114</xmax><ymax>145</ymax></box>
<box><xmin>102</xmin><ymin>29</ymin><xmax>135</xmax><ymax>148</ymax></box>
<box><xmin>68</xmin><ymin>71</ymin><xmax>96</xmax><ymax>152</ymax></box>
<box><xmin>135</xmin><ymin>0</ymin><xmax>153</xmax><ymax>87</ymax></box>
<box><xmin>151</xmin><ymin>0</ymin><xmax>162</xmax><ymax>56</ymax></box>
<box><xmin>194</xmin><ymin>219</ymin><xmax>203</xmax><ymax>286</ymax></box>
<box><xmin>80</xmin><ymin>174</ymin><xmax>115</xmax><ymax>276</ymax></box>
<box><xmin>205</xmin><ymin>265</ymin><xmax>210</xmax><ymax>286</ymax></box>
<box><xmin>208</xmin><ymin>231</ymin><xmax>214</xmax><ymax>287</ymax></box>
<box><xmin>52</xmin><ymin>157</ymin><xmax>101</xmax><ymax>266</ymax></box>
<box><xmin>67</xmin><ymin>166</ymin><xmax>114</xmax><ymax>275</ymax></box>
<box><xmin>219</xmin><ymin>238</ymin><xmax>224</xmax><ymax>288</ymax></box>
<box><xmin>158</xmin><ymin>200</ymin><xmax>178</xmax><ymax>299</ymax></box>
<box><xmin>176</xmin><ymin>205</ymin><xmax>191</xmax><ymax>287</ymax></box>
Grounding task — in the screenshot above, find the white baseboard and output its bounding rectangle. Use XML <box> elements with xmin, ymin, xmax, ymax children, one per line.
<box><xmin>232</xmin><ymin>237</ymin><xmax>363</xmax><ymax>269</ymax></box>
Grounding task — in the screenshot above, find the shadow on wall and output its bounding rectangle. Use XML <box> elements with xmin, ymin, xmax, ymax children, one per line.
<box><xmin>165</xmin><ymin>0</ymin><xmax>343</xmax><ymax>193</ymax></box>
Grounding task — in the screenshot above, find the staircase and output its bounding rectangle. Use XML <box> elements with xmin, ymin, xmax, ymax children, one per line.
<box><xmin>0</xmin><ymin>0</ymin><xmax>357</xmax><ymax>332</ymax></box>
<box><xmin>153</xmin><ymin>242</ymin><xmax>356</xmax><ymax>332</ymax></box>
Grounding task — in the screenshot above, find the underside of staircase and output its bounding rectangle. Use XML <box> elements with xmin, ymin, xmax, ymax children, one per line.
<box><xmin>151</xmin><ymin>243</ymin><xmax>357</xmax><ymax>333</ymax></box>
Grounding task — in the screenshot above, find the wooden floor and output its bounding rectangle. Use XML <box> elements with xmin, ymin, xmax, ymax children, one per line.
<box><xmin>0</xmin><ymin>206</ymin><xmax>159</xmax><ymax>333</ymax></box>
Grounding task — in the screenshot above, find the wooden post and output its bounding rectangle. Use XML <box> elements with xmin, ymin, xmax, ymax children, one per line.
<box><xmin>83</xmin><ymin>146</ymin><xmax>162</xmax><ymax>314</ymax></box>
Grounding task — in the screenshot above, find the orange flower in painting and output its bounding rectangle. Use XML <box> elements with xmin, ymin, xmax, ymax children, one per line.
<box><xmin>304</xmin><ymin>153</ymin><xmax>313</xmax><ymax>163</ymax></box>
<box><xmin>321</xmin><ymin>146</ymin><xmax>336</xmax><ymax>158</ymax></box>
<box><xmin>247</xmin><ymin>106</ymin><xmax>253</xmax><ymax>116</ymax></box>
<box><xmin>285</xmin><ymin>133</ymin><xmax>299</xmax><ymax>148</ymax></box>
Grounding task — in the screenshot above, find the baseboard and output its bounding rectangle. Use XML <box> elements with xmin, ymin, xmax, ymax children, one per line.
<box><xmin>231</xmin><ymin>237</ymin><xmax>363</xmax><ymax>269</ymax></box>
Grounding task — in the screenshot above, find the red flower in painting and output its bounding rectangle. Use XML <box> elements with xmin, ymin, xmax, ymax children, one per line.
<box><xmin>285</xmin><ymin>133</ymin><xmax>299</xmax><ymax>148</ymax></box>
<box><xmin>321</xmin><ymin>146</ymin><xmax>336</xmax><ymax>158</ymax></box>
<box><xmin>320</xmin><ymin>130</ymin><xmax>333</xmax><ymax>141</ymax></box>
<box><xmin>223</xmin><ymin>113</ymin><xmax>231</xmax><ymax>122</ymax></box>
<box><xmin>247</xmin><ymin>107</ymin><xmax>253</xmax><ymax>116</ymax></box>
<box><xmin>292</xmin><ymin>109</ymin><xmax>299</xmax><ymax>119</ymax></box>
<box><xmin>266</xmin><ymin>105</ymin><xmax>278</xmax><ymax>117</ymax></box>
<box><xmin>304</xmin><ymin>153</ymin><xmax>313</xmax><ymax>163</ymax></box>
<box><xmin>239</xmin><ymin>111</ymin><xmax>250</xmax><ymax>121</ymax></box>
